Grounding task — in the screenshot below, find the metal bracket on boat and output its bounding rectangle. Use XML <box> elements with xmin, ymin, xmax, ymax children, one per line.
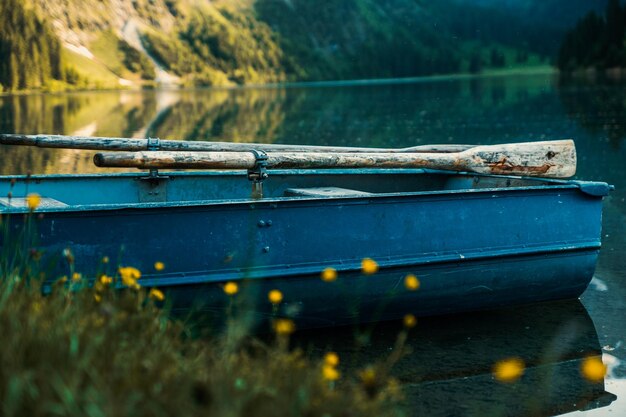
<box><xmin>248</xmin><ymin>150</ymin><xmax>269</xmax><ymax>199</ymax></box>
<box><xmin>147</xmin><ymin>137</ymin><xmax>161</xmax><ymax>150</ymax></box>
<box><xmin>146</xmin><ymin>137</ymin><xmax>161</xmax><ymax>179</ymax></box>
<box><xmin>139</xmin><ymin>137</ymin><xmax>169</xmax><ymax>203</ymax></box>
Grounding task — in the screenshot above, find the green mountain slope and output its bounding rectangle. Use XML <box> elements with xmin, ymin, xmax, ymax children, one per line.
<box><xmin>254</xmin><ymin>0</ymin><xmax>559</xmax><ymax>81</ymax></box>
<box><xmin>0</xmin><ymin>0</ymin><xmax>589</xmax><ymax>92</ymax></box>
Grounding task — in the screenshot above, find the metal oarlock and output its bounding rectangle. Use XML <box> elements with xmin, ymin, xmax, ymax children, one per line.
<box><xmin>146</xmin><ymin>137</ymin><xmax>162</xmax><ymax>178</ymax></box>
<box><xmin>248</xmin><ymin>150</ymin><xmax>269</xmax><ymax>199</ymax></box>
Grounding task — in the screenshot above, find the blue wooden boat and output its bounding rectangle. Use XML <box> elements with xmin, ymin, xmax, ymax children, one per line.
<box><xmin>0</xmin><ymin>167</ymin><xmax>611</xmax><ymax>327</ymax></box>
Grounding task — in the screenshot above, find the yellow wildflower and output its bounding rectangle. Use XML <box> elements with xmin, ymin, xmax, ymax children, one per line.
<box><xmin>404</xmin><ymin>274</ymin><xmax>420</xmax><ymax>291</ymax></box>
<box><xmin>154</xmin><ymin>261</ymin><xmax>165</xmax><ymax>271</ymax></box>
<box><xmin>31</xmin><ymin>301</ymin><xmax>42</xmax><ymax>314</ymax></box>
<box><xmin>268</xmin><ymin>289</ymin><xmax>283</xmax><ymax>304</ymax></box>
<box><xmin>223</xmin><ymin>281</ymin><xmax>238</xmax><ymax>296</ymax></box>
<box><xmin>94</xmin><ymin>281</ymin><xmax>105</xmax><ymax>292</ymax></box>
<box><xmin>581</xmin><ymin>356</ymin><xmax>606</xmax><ymax>382</ymax></box>
<box><xmin>26</xmin><ymin>193</ymin><xmax>41</xmax><ymax>211</ymax></box>
<box><xmin>72</xmin><ymin>272</ymin><xmax>82</xmax><ymax>282</ymax></box>
<box><xmin>94</xmin><ymin>293</ymin><xmax>102</xmax><ymax>303</ymax></box>
<box><xmin>322</xmin><ymin>364</ymin><xmax>341</xmax><ymax>381</ymax></box>
<box><xmin>386</xmin><ymin>378</ymin><xmax>402</xmax><ymax>399</ymax></box>
<box><xmin>273</xmin><ymin>318</ymin><xmax>296</xmax><ymax>335</ymax></box>
<box><xmin>361</xmin><ymin>258</ymin><xmax>379</xmax><ymax>275</ymax></box>
<box><xmin>321</xmin><ymin>267</ymin><xmax>338</xmax><ymax>282</ymax></box>
<box><xmin>118</xmin><ymin>266</ymin><xmax>141</xmax><ymax>287</ymax></box>
<box><xmin>58</xmin><ymin>275</ymin><xmax>68</xmax><ymax>284</ymax></box>
<box><xmin>493</xmin><ymin>358</ymin><xmax>525</xmax><ymax>383</ymax></box>
<box><xmin>359</xmin><ymin>366</ymin><xmax>377</xmax><ymax>388</ymax></box>
<box><xmin>403</xmin><ymin>314</ymin><xmax>417</xmax><ymax>328</ymax></box>
<box><xmin>101</xmin><ymin>256</ymin><xmax>109</xmax><ymax>264</ymax></box>
<box><xmin>324</xmin><ymin>352</ymin><xmax>340</xmax><ymax>367</ymax></box>
<box><xmin>149</xmin><ymin>288</ymin><xmax>165</xmax><ymax>302</ymax></box>
<box><xmin>99</xmin><ymin>275</ymin><xmax>113</xmax><ymax>286</ymax></box>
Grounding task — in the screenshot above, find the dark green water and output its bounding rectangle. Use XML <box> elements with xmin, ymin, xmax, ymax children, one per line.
<box><xmin>0</xmin><ymin>73</ymin><xmax>624</xmax><ymax>415</ymax></box>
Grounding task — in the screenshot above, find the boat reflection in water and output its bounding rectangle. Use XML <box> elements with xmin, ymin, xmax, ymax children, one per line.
<box><xmin>292</xmin><ymin>300</ymin><xmax>616</xmax><ymax>417</ymax></box>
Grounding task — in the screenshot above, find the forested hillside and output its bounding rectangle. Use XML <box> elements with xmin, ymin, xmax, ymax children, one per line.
<box><xmin>0</xmin><ymin>0</ymin><xmax>65</xmax><ymax>91</ymax></box>
<box><xmin>0</xmin><ymin>0</ymin><xmax>604</xmax><ymax>92</ymax></box>
<box><xmin>463</xmin><ymin>0</ymin><xmax>604</xmax><ymax>29</ymax></box>
<box><xmin>557</xmin><ymin>0</ymin><xmax>626</xmax><ymax>71</ymax></box>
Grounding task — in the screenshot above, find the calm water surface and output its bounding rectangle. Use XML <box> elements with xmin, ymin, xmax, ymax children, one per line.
<box><xmin>1</xmin><ymin>73</ymin><xmax>625</xmax><ymax>416</ymax></box>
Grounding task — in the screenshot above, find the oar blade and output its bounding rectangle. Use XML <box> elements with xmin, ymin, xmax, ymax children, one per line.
<box><xmin>463</xmin><ymin>140</ymin><xmax>576</xmax><ymax>178</ymax></box>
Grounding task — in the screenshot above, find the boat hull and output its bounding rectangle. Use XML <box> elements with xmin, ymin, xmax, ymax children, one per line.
<box><xmin>167</xmin><ymin>250</ymin><xmax>598</xmax><ymax>328</ymax></box>
<box><xmin>0</xmin><ymin>170</ymin><xmax>609</xmax><ymax>327</ymax></box>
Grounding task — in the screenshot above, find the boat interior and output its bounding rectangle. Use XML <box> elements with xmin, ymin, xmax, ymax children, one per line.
<box><xmin>0</xmin><ymin>169</ymin><xmax>574</xmax><ymax>210</ymax></box>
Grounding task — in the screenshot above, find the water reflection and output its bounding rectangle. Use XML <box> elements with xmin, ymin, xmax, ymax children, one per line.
<box><xmin>0</xmin><ymin>74</ymin><xmax>558</xmax><ymax>174</ymax></box>
<box><xmin>0</xmin><ymin>92</ymin><xmax>160</xmax><ymax>174</ymax></box>
<box><xmin>146</xmin><ymin>89</ymin><xmax>287</xmax><ymax>142</ymax></box>
<box><xmin>292</xmin><ymin>300</ymin><xmax>615</xmax><ymax>417</ymax></box>
<box><xmin>558</xmin><ymin>75</ymin><xmax>626</xmax><ymax>149</ymax></box>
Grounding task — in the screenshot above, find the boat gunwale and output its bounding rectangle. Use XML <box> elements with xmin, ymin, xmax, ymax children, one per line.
<box><xmin>0</xmin><ymin>169</ymin><xmax>610</xmax><ymax>213</ymax></box>
<box><xmin>0</xmin><ymin>183</ymin><xmax>603</xmax><ymax>214</ymax></box>
<box><xmin>0</xmin><ymin>167</ymin><xmax>585</xmax><ymax>184</ymax></box>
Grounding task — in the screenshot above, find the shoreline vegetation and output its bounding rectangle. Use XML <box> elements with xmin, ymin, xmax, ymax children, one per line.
<box><xmin>0</xmin><ymin>273</ymin><xmax>406</xmax><ymax>417</ymax></box>
<box><xmin>0</xmin><ymin>66</ymin><xmax>556</xmax><ymax>98</ymax></box>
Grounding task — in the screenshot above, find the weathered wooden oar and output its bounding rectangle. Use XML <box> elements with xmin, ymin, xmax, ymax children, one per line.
<box><xmin>0</xmin><ymin>133</ymin><xmax>472</xmax><ymax>153</ymax></box>
<box><xmin>93</xmin><ymin>140</ymin><xmax>577</xmax><ymax>178</ymax></box>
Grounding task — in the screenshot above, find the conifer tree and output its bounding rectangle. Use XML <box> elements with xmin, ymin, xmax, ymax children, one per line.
<box><xmin>558</xmin><ymin>1</ymin><xmax>626</xmax><ymax>71</ymax></box>
<box><xmin>9</xmin><ymin>53</ymin><xmax>19</xmax><ymax>91</ymax></box>
<box><xmin>0</xmin><ymin>0</ymin><xmax>65</xmax><ymax>90</ymax></box>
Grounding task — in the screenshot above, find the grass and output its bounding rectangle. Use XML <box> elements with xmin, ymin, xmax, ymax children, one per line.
<box><xmin>0</xmin><ymin>208</ymin><xmax>406</xmax><ymax>417</ymax></box>
<box><xmin>89</xmin><ymin>31</ymin><xmax>127</xmax><ymax>77</ymax></box>
<box><xmin>62</xmin><ymin>48</ymin><xmax>122</xmax><ymax>90</ymax></box>
<box><xmin>89</xmin><ymin>31</ymin><xmax>139</xmax><ymax>81</ymax></box>
<box><xmin>90</xmin><ymin>31</ymin><xmax>156</xmax><ymax>82</ymax></box>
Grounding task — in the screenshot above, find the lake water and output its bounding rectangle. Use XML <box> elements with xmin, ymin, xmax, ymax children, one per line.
<box><xmin>1</xmin><ymin>73</ymin><xmax>625</xmax><ymax>415</ymax></box>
